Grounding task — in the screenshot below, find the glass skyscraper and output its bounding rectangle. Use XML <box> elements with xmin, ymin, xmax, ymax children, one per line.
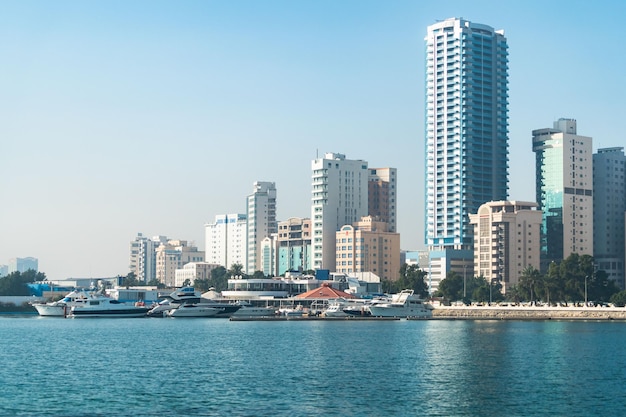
<box><xmin>425</xmin><ymin>18</ymin><xmax>509</xmax><ymax>250</ymax></box>
<box><xmin>532</xmin><ymin>118</ymin><xmax>593</xmax><ymax>267</ymax></box>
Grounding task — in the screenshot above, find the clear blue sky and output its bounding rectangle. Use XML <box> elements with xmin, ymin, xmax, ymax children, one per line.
<box><xmin>2</xmin><ymin>0</ymin><xmax>625</xmax><ymax>280</ymax></box>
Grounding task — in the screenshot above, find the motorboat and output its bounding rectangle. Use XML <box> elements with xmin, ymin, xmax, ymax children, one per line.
<box><xmin>70</xmin><ymin>294</ymin><xmax>150</xmax><ymax>318</ymax></box>
<box><xmin>31</xmin><ymin>289</ymin><xmax>99</xmax><ymax>317</ymax></box>
<box><xmin>367</xmin><ymin>289</ymin><xmax>432</xmax><ymax>318</ymax></box>
<box><xmin>147</xmin><ymin>287</ymin><xmax>203</xmax><ymax>317</ymax></box>
<box><xmin>166</xmin><ymin>303</ymin><xmax>222</xmax><ymax>318</ymax></box>
<box><xmin>323</xmin><ymin>299</ymin><xmax>368</xmax><ymax>317</ymax></box>
<box><xmin>147</xmin><ymin>287</ymin><xmax>240</xmax><ymax>318</ymax></box>
<box><xmin>277</xmin><ymin>305</ymin><xmax>304</xmax><ymax>317</ymax></box>
<box><xmin>232</xmin><ymin>302</ymin><xmax>276</xmax><ymax>317</ymax></box>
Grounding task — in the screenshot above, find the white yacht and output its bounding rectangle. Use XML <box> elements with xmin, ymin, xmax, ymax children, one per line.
<box><xmin>32</xmin><ymin>289</ymin><xmax>98</xmax><ymax>317</ymax></box>
<box><xmin>367</xmin><ymin>290</ymin><xmax>432</xmax><ymax>318</ymax></box>
<box><xmin>148</xmin><ymin>287</ymin><xmax>241</xmax><ymax>318</ymax></box>
<box><xmin>166</xmin><ymin>304</ymin><xmax>222</xmax><ymax>318</ymax></box>
<box><xmin>323</xmin><ymin>299</ymin><xmax>368</xmax><ymax>317</ymax></box>
<box><xmin>70</xmin><ymin>295</ymin><xmax>150</xmax><ymax>318</ymax></box>
<box><xmin>232</xmin><ymin>302</ymin><xmax>276</xmax><ymax>317</ymax></box>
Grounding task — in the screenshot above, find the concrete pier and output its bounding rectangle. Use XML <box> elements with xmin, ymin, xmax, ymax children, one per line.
<box><xmin>432</xmin><ymin>305</ymin><xmax>626</xmax><ymax>320</ymax></box>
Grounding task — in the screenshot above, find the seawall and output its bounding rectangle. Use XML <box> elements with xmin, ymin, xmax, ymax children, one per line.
<box><xmin>432</xmin><ymin>305</ymin><xmax>626</xmax><ymax>320</ymax></box>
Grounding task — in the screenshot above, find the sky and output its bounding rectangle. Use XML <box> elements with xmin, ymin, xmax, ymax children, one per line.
<box><xmin>2</xmin><ymin>0</ymin><xmax>626</xmax><ymax>280</ymax></box>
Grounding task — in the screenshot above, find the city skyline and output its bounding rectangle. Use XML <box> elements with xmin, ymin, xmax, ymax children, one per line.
<box><xmin>3</xmin><ymin>1</ymin><xmax>626</xmax><ymax>280</ymax></box>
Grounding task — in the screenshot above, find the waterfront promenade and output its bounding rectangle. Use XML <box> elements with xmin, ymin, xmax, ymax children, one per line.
<box><xmin>432</xmin><ymin>305</ymin><xmax>626</xmax><ymax>320</ymax></box>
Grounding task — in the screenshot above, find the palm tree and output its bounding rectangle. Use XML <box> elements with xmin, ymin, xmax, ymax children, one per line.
<box><xmin>519</xmin><ymin>266</ymin><xmax>541</xmax><ymax>303</ymax></box>
<box><xmin>227</xmin><ymin>263</ymin><xmax>245</xmax><ymax>278</ymax></box>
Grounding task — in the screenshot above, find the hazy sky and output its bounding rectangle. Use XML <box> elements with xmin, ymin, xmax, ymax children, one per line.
<box><xmin>2</xmin><ymin>1</ymin><xmax>625</xmax><ymax>280</ymax></box>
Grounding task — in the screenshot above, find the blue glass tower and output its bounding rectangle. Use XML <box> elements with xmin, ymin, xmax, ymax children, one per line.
<box><xmin>425</xmin><ymin>18</ymin><xmax>509</xmax><ymax>250</ymax></box>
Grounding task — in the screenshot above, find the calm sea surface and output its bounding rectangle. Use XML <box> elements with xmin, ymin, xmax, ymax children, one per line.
<box><xmin>1</xmin><ymin>316</ymin><xmax>625</xmax><ymax>416</ymax></box>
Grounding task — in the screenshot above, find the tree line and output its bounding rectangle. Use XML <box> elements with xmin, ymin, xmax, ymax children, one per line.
<box><xmin>433</xmin><ymin>253</ymin><xmax>626</xmax><ymax>306</ymax></box>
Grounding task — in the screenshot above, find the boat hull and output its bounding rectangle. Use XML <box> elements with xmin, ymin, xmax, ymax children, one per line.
<box><xmin>368</xmin><ymin>306</ymin><xmax>432</xmax><ymax>318</ymax></box>
<box><xmin>33</xmin><ymin>304</ymin><xmax>69</xmax><ymax>317</ymax></box>
<box><xmin>71</xmin><ymin>307</ymin><xmax>150</xmax><ymax>318</ymax></box>
<box><xmin>167</xmin><ymin>306</ymin><xmax>221</xmax><ymax>317</ymax></box>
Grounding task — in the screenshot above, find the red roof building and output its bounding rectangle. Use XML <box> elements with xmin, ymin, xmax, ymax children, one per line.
<box><xmin>295</xmin><ymin>282</ymin><xmax>357</xmax><ymax>299</ymax></box>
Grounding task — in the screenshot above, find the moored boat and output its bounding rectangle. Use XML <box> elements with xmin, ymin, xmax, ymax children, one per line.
<box><xmin>367</xmin><ymin>289</ymin><xmax>432</xmax><ymax>318</ymax></box>
<box><xmin>70</xmin><ymin>295</ymin><xmax>150</xmax><ymax>318</ymax></box>
<box><xmin>166</xmin><ymin>304</ymin><xmax>221</xmax><ymax>317</ymax></box>
<box><xmin>232</xmin><ymin>302</ymin><xmax>276</xmax><ymax>317</ymax></box>
<box><xmin>31</xmin><ymin>289</ymin><xmax>98</xmax><ymax>317</ymax></box>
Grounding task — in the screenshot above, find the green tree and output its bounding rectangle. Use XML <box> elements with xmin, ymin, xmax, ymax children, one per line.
<box><xmin>0</xmin><ymin>270</ymin><xmax>46</xmax><ymax>296</ymax></box>
<box><xmin>396</xmin><ymin>264</ymin><xmax>429</xmax><ymax>298</ymax></box>
<box><xmin>437</xmin><ymin>271</ymin><xmax>463</xmax><ymax>301</ymax></box>
<box><xmin>208</xmin><ymin>266</ymin><xmax>229</xmax><ymax>292</ymax></box>
<box><xmin>146</xmin><ymin>278</ymin><xmax>165</xmax><ymax>289</ymax></box>
<box><xmin>227</xmin><ymin>263</ymin><xmax>245</xmax><ymax>278</ymax></box>
<box><xmin>193</xmin><ymin>278</ymin><xmax>210</xmax><ymax>292</ymax></box>
<box><xmin>251</xmin><ymin>271</ymin><xmax>266</xmax><ymax>279</ymax></box>
<box><xmin>518</xmin><ymin>266</ymin><xmax>541</xmax><ymax>302</ymax></box>
<box><xmin>121</xmin><ymin>272</ymin><xmax>139</xmax><ymax>288</ymax></box>
<box><xmin>610</xmin><ymin>290</ymin><xmax>626</xmax><ymax>307</ymax></box>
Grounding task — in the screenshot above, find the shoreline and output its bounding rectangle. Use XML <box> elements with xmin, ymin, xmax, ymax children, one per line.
<box><xmin>431</xmin><ymin>305</ymin><xmax>626</xmax><ymax>320</ymax></box>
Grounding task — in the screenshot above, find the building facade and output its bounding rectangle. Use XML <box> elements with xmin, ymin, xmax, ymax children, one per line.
<box><xmin>424</xmin><ymin>18</ymin><xmax>509</xmax><ymax>288</ymax></box>
<box><xmin>593</xmin><ymin>147</ymin><xmax>626</xmax><ymax>289</ymax></box>
<box><xmin>276</xmin><ymin>217</ymin><xmax>312</xmax><ymax>276</ymax></box>
<box><xmin>469</xmin><ymin>201</ymin><xmax>542</xmax><ymax>293</ymax></box>
<box><xmin>368</xmin><ymin>168</ymin><xmax>398</xmax><ymax>233</ymax></box>
<box><xmin>533</xmin><ymin>118</ymin><xmax>593</xmax><ymax>268</ymax></box>
<box><xmin>205</xmin><ymin>214</ymin><xmax>248</xmax><ymax>272</ymax></box>
<box><xmin>335</xmin><ymin>216</ymin><xmax>401</xmax><ymax>281</ymax></box>
<box><xmin>129</xmin><ymin>233</ymin><xmax>168</xmax><ymax>283</ymax></box>
<box><xmin>246</xmin><ymin>181</ymin><xmax>277</xmax><ymax>274</ymax></box>
<box><xmin>311</xmin><ymin>153</ymin><xmax>369</xmax><ymax>271</ymax></box>
<box><xmin>424</xmin><ymin>17</ymin><xmax>509</xmax><ymax>250</ymax></box>
<box><xmin>8</xmin><ymin>257</ymin><xmax>38</xmax><ymax>273</ymax></box>
<box><xmin>155</xmin><ymin>240</ymin><xmax>205</xmax><ymax>287</ymax></box>
<box><xmin>174</xmin><ymin>262</ymin><xmax>221</xmax><ymax>287</ymax></box>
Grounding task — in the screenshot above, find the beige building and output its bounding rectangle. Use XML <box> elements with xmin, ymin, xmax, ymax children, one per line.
<box><xmin>174</xmin><ymin>262</ymin><xmax>221</xmax><ymax>287</ymax></box>
<box><xmin>335</xmin><ymin>216</ymin><xmax>400</xmax><ymax>281</ymax></box>
<box><xmin>469</xmin><ymin>201</ymin><xmax>542</xmax><ymax>293</ymax></box>
<box><xmin>156</xmin><ymin>240</ymin><xmax>205</xmax><ymax>287</ymax></box>
<box><xmin>368</xmin><ymin>167</ymin><xmax>397</xmax><ymax>233</ymax></box>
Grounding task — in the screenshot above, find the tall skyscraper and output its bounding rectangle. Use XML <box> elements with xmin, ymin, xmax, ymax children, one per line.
<box><xmin>246</xmin><ymin>181</ymin><xmax>277</xmax><ymax>274</ymax></box>
<box><xmin>424</xmin><ymin>18</ymin><xmax>509</xmax><ymax>289</ymax></box>
<box><xmin>205</xmin><ymin>214</ymin><xmax>248</xmax><ymax>272</ymax></box>
<box><xmin>311</xmin><ymin>153</ymin><xmax>369</xmax><ymax>271</ymax></box>
<box><xmin>593</xmin><ymin>147</ymin><xmax>626</xmax><ymax>288</ymax></box>
<box><xmin>368</xmin><ymin>168</ymin><xmax>397</xmax><ymax>233</ymax></box>
<box><xmin>532</xmin><ymin>118</ymin><xmax>593</xmax><ymax>267</ymax></box>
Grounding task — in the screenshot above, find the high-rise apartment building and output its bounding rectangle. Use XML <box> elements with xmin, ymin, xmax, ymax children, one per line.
<box><xmin>469</xmin><ymin>201</ymin><xmax>542</xmax><ymax>293</ymax></box>
<box><xmin>533</xmin><ymin>118</ymin><xmax>593</xmax><ymax>267</ymax></box>
<box><xmin>593</xmin><ymin>147</ymin><xmax>626</xmax><ymax>289</ymax></box>
<box><xmin>335</xmin><ymin>216</ymin><xmax>400</xmax><ymax>281</ymax></box>
<box><xmin>205</xmin><ymin>214</ymin><xmax>248</xmax><ymax>272</ymax></box>
<box><xmin>368</xmin><ymin>168</ymin><xmax>397</xmax><ymax>233</ymax></box>
<box><xmin>246</xmin><ymin>181</ymin><xmax>277</xmax><ymax>274</ymax></box>
<box><xmin>424</xmin><ymin>18</ymin><xmax>509</xmax><ymax>290</ymax></box>
<box><xmin>129</xmin><ymin>233</ymin><xmax>168</xmax><ymax>283</ymax></box>
<box><xmin>276</xmin><ymin>217</ymin><xmax>312</xmax><ymax>276</ymax></box>
<box><xmin>311</xmin><ymin>153</ymin><xmax>369</xmax><ymax>271</ymax></box>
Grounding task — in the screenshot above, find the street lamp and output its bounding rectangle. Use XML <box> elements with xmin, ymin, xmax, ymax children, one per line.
<box><xmin>585</xmin><ymin>275</ymin><xmax>589</xmax><ymax>307</ymax></box>
<box><xmin>463</xmin><ymin>264</ymin><xmax>467</xmax><ymax>299</ymax></box>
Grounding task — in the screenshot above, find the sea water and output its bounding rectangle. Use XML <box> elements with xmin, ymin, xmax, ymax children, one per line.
<box><xmin>1</xmin><ymin>317</ymin><xmax>626</xmax><ymax>416</ymax></box>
